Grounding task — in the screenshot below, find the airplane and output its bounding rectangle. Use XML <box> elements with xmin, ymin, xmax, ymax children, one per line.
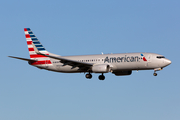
<box><xmin>8</xmin><ymin>28</ymin><xmax>171</xmax><ymax>80</ymax></box>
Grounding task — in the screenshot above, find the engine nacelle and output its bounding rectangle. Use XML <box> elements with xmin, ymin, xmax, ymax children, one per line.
<box><xmin>92</xmin><ymin>64</ymin><xmax>110</xmax><ymax>73</ymax></box>
<box><xmin>113</xmin><ymin>70</ymin><xmax>132</xmax><ymax>76</ymax></box>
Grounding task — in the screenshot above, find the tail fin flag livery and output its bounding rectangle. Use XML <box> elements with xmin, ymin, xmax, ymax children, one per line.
<box><xmin>24</xmin><ymin>28</ymin><xmax>47</xmax><ymax>57</ymax></box>
<box><xmin>8</xmin><ymin>28</ymin><xmax>171</xmax><ymax>80</ymax></box>
<box><xmin>24</xmin><ymin>28</ymin><xmax>52</xmax><ymax>66</ymax></box>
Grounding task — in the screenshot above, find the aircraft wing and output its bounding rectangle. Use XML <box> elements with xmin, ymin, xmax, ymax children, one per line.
<box><xmin>8</xmin><ymin>56</ymin><xmax>37</xmax><ymax>62</ymax></box>
<box><xmin>32</xmin><ymin>42</ymin><xmax>93</xmax><ymax>69</ymax></box>
<box><xmin>37</xmin><ymin>53</ymin><xmax>93</xmax><ymax>69</ymax></box>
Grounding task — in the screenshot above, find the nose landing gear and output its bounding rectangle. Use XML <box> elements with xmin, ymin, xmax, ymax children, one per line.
<box><xmin>153</xmin><ymin>68</ymin><xmax>163</xmax><ymax>76</ymax></box>
<box><xmin>153</xmin><ymin>72</ymin><xmax>157</xmax><ymax>76</ymax></box>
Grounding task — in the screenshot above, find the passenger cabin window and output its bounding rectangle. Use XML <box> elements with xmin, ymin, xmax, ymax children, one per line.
<box><xmin>157</xmin><ymin>56</ymin><xmax>165</xmax><ymax>59</ymax></box>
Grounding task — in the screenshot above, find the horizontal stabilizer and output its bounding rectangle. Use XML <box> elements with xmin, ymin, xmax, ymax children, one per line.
<box><xmin>8</xmin><ymin>56</ymin><xmax>37</xmax><ymax>62</ymax></box>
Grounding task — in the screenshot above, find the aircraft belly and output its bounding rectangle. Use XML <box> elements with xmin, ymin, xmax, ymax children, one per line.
<box><xmin>112</xmin><ymin>62</ymin><xmax>138</xmax><ymax>70</ymax></box>
<box><xmin>111</xmin><ymin>61</ymin><xmax>154</xmax><ymax>71</ymax></box>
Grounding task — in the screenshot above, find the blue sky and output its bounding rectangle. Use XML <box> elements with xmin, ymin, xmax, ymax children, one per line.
<box><xmin>1</xmin><ymin>0</ymin><xmax>180</xmax><ymax>120</ymax></box>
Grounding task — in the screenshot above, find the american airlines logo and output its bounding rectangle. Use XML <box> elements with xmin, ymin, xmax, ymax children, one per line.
<box><xmin>104</xmin><ymin>54</ymin><xmax>147</xmax><ymax>63</ymax></box>
<box><xmin>141</xmin><ymin>53</ymin><xmax>147</xmax><ymax>61</ymax></box>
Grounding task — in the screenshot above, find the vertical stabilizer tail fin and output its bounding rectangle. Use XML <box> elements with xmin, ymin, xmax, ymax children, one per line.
<box><xmin>24</xmin><ymin>28</ymin><xmax>52</xmax><ymax>66</ymax></box>
<box><xmin>24</xmin><ymin>28</ymin><xmax>49</xmax><ymax>56</ymax></box>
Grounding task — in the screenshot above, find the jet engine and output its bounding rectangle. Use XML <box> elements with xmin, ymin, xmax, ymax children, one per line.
<box><xmin>92</xmin><ymin>64</ymin><xmax>110</xmax><ymax>73</ymax></box>
<box><xmin>113</xmin><ymin>70</ymin><xmax>132</xmax><ymax>76</ymax></box>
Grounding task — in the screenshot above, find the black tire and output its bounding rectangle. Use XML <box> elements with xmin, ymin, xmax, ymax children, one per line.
<box><xmin>98</xmin><ymin>75</ymin><xmax>105</xmax><ymax>80</ymax></box>
<box><xmin>86</xmin><ymin>74</ymin><xmax>92</xmax><ymax>79</ymax></box>
<box><xmin>153</xmin><ymin>73</ymin><xmax>157</xmax><ymax>76</ymax></box>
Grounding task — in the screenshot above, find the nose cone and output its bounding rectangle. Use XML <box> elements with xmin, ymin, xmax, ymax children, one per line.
<box><xmin>164</xmin><ymin>59</ymin><xmax>172</xmax><ymax>66</ymax></box>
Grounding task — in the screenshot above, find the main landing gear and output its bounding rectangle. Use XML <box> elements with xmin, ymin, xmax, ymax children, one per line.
<box><xmin>85</xmin><ymin>73</ymin><xmax>92</xmax><ymax>79</ymax></box>
<box><xmin>99</xmin><ymin>73</ymin><xmax>105</xmax><ymax>80</ymax></box>
<box><xmin>85</xmin><ymin>73</ymin><xmax>105</xmax><ymax>80</ymax></box>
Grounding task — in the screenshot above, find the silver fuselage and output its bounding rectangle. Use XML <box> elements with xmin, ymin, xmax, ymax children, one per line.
<box><xmin>35</xmin><ymin>52</ymin><xmax>171</xmax><ymax>73</ymax></box>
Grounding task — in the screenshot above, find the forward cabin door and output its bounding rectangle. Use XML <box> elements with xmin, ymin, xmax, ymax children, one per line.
<box><xmin>146</xmin><ymin>54</ymin><xmax>152</xmax><ymax>67</ymax></box>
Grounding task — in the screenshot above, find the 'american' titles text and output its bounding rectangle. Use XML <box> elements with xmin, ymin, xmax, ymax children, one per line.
<box><xmin>104</xmin><ymin>55</ymin><xmax>141</xmax><ymax>63</ymax></box>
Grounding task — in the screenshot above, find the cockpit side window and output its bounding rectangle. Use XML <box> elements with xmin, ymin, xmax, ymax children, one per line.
<box><xmin>157</xmin><ymin>56</ymin><xmax>165</xmax><ymax>59</ymax></box>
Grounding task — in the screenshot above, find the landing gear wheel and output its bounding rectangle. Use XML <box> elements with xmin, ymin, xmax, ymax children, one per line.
<box><xmin>98</xmin><ymin>74</ymin><xmax>105</xmax><ymax>80</ymax></box>
<box><xmin>153</xmin><ymin>73</ymin><xmax>157</xmax><ymax>76</ymax></box>
<box><xmin>85</xmin><ymin>74</ymin><xmax>92</xmax><ymax>79</ymax></box>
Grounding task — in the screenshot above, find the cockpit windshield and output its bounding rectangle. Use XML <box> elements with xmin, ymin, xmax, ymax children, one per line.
<box><xmin>157</xmin><ymin>56</ymin><xmax>165</xmax><ymax>59</ymax></box>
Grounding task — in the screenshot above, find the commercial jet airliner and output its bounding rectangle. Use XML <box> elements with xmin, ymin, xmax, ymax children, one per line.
<box><xmin>9</xmin><ymin>28</ymin><xmax>171</xmax><ymax>80</ymax></box>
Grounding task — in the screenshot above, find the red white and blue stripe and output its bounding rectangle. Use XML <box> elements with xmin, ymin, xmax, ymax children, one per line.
<box><xmin>24</xmin><ymin>28</ymin><xmax>52</xmax><ymax>65</ymax></box>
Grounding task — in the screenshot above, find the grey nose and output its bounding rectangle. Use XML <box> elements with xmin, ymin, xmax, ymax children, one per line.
<box><xmin>164</xmin><ymin>59</ymin><xmax>171</xmax><ymax>65</ymax></box>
